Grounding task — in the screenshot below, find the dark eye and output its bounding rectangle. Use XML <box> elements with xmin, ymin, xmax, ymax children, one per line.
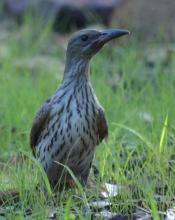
<box><xmin>81</xmin><ymin>34</ymin><xmax>88</xmax><ymax>41</ymax></box>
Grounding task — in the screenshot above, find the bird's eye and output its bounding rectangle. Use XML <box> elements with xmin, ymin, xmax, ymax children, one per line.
<box><xmin>81</xmin><ymin>34</ymin><xmax>88</xmax><ymax>41</ymax></box>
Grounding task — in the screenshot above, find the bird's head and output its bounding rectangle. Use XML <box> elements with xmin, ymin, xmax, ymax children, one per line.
<box><xmin>66</xmin><ymin>28</ymin><xmax>130</xmax><ymax>61</ymax></box>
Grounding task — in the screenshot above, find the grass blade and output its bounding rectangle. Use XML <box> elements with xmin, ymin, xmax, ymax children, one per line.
<box><xmin>159</xmin><ymin>114</ymin><xmax>168</xmax><ymax>153</ymax></box>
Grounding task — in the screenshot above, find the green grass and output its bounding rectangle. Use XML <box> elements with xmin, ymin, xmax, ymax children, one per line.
<box><xmin>0</xmin><ymin>18</ymin><xmax>175</xmax><ymax>219</ymax></box>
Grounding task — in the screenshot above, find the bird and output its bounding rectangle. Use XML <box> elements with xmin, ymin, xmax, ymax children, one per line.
<box><xmin>30</xmin><ymin>28</ymin><xmax>129</xmax><ymax>188</ymax></box>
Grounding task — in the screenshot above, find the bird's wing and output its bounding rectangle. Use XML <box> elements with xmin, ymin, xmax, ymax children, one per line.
<box><xmin>97</xmin><ymin>108</ymin><xmax>108</xmax><ymax>142</ymax></box>
<box><xmin>30</xmin><ymin>98</ymin><xmax>52</xmax><ymax>155</ymax></box>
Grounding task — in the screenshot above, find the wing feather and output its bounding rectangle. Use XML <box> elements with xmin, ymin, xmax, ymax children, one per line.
<box><xmin>30</xmin><ymin>98</ymin><xmax>52</xmax><ymax>155</ymax></box>
<box><xmin>97</xmin><ymin>108</ymin><xmax>108</xmax><ymax>143</ymax></box>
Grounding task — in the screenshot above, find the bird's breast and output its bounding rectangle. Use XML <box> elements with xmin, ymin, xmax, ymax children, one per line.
<box><xmin>36</xmin><ymin>83</ymin><xmax>102</xmax><ymax>172</ymax></box>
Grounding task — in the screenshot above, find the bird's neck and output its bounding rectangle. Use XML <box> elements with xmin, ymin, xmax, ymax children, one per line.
<box><xmin>63</xmin><ymin>57</ymin><xmax>90</xmax><ymax>84</ymax></box>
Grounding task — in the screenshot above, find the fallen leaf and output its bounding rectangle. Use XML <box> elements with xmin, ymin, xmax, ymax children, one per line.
<box><xmin>101</xmin><ymin>183</ymin><xmax>121</xmax><ymax>198</ymax></box>
<box><xmin>95</xmin><ymin>210</ymin><xmax>117</xmax><ymax>219</ymax></box>
<box><xmin>165</xmin><ymin>209</ymin><xmax>175</xmax><ymax>220</ymax></box>
<box><xmin>88</xmin><ymin>200</ymin><xmax>111</xmax><ymax>209</ymax></box>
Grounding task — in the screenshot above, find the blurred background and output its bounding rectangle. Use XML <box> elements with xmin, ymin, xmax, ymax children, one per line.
<box><xmin>1</xmin><ymin>0</ymin><xmax>175</xmax><ymax>39</ymax></box>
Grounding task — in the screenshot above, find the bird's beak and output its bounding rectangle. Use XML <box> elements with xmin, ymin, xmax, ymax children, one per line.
<box><xmin>98</xmin><ymin>28</ymin><xmax>130</xmax><ymax>46</ymax></box>
<box><xmin>86</xmin><ymin>28</ymin><xmax>130</xmax><ymax>57</ymax></box>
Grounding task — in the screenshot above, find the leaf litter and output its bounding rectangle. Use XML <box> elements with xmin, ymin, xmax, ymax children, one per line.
<box><xmin>0</xmin><ymin>158</ymin><xmax>175</xmax><ymax>220</ymax></box>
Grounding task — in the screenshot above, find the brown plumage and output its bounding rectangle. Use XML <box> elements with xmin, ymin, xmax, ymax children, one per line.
<box><xmin>30</xmin><ymin>28</ymin><xmax>129</xmax><ymax>188</ymax></box>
